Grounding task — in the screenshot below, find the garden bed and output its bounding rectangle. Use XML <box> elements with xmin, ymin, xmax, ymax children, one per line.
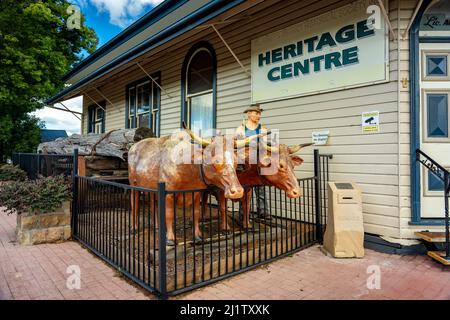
<box><xmin>16</xmin><ymin>201</ymin><xmax>71</xmax><ymax>245</ymax></box>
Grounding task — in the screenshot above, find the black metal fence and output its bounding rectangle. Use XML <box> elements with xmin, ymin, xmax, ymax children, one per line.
<box><xmin>12</xmin><ymin>153</ymin><xmax>73</xmax><ymax>179</ymax></box>
<box><xmin>317</xmin><ymin>152</ymin><xmax>333</xmax><ymax>237</ymax></box>
<box><xmin>71</xmin><ymin>149</ymin><xmax>332</xmax><ymax>298</ymax></box>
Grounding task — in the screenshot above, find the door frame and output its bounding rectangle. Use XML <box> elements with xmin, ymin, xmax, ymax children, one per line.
<box><xmin>410</xmin><ymin>0</ymin><xmax>450</xmax><ymax>225</ymax></box>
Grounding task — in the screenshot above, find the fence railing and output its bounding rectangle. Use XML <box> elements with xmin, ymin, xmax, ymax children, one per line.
<box><xmin>317</xmin><ymin>152</ymin><xmax>333</xmax><ymax>239</ymax></box>
<box><xmin>71</xmin><ymin>149</ymin><xmax>332</xmax><ymax>298</ymax></box>
<box><xmin>12</xmin><ymin>153</ymin><xmax>73</xmax><ymax>179</ymax></box>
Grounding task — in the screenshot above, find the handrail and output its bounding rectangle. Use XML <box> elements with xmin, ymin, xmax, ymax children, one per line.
<box><xmin>416</xmin><ymin>149</ymin><xmax>450</xmax><ymax>260</ymax></box>
<box><xmin>416</xmin><ymin>149</ymin><xmax>449</xmax><ymax>185</ymax></box>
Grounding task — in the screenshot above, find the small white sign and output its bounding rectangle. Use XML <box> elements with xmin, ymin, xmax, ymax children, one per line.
<box><xmin>312</xmin><ymin>130</ymin><xmax>330</xmax><ymax>145</ymax></box>
<box><xmin>362</xmin><ymin>111</ymin><xmax>380</xmax><ymax>133</ymax></box>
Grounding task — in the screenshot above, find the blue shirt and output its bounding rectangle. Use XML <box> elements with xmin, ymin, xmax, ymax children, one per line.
<box><xmin>244</xmin><ymin>123</ymin><xmax>261</xmax><ymax>137</ymax></box>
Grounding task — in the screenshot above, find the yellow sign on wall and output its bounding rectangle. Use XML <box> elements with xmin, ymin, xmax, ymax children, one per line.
<box><xmin>251</xmin><ymin>0</ymin><xmax>389</xmax><ymax>103</ymax></box>
<box><xmin>362</xmin><ymin>111</ymin><xmax>380</xmax><ymax>133</ymax></box>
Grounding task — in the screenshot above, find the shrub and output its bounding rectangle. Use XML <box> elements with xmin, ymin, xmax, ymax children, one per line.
<box><xmin>0</xmin><ymin>175</ymin><xmax>71</xmax><ymax>215</ymax></box>
<box><xmin>0</xmin><ymin>164</ymin><xmax>27</xmax><ymax>181</ymax></box>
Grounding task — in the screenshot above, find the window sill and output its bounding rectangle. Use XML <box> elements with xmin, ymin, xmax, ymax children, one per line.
<box><xmin>409</xmin><ymin>219</ymin><xmax>446</xmax><ymax>226</ymax></box>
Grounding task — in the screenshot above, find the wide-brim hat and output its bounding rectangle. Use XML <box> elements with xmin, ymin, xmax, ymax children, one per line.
<box><xmin>243</xmin><ymin>104</ymin><xmax>264</xmax><ymax>113</ymax></box>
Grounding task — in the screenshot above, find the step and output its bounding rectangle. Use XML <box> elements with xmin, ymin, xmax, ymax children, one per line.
<box><xmin>415</xmin><ymin>231</ymin><xmax>449</xmax><ymax>243</ymax></box>
<box><xmin>427</xmin><ymin>251</ymin><xmax>450</xmax><ymax>266</ymax></box>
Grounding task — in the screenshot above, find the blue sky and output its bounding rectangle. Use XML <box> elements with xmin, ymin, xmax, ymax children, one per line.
<box><xmin>76</xmin><ymin>0</ymin><xmax>164</xmax><ymax>46</ymax></box>
<box><xmin>79</xmin><ymin>3</ymin><xmax>123</xmax><ymax>48</ymax></box>
<box><xmin>35</xmin><ymin>0</ymin><xmax>164</xmax><ymax>134</ymax></box>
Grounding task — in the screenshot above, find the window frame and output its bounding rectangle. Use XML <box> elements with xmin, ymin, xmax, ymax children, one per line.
<box><xmin>87</xmin><ymin>101</ymin><xmax>106</xmax><ymax>134</ymax></box>
<box><xmin>125</xmin><ymin>72</ymin><xmax>161</xmax><ymax>137</ymax></box>
<box><xmin>180</xmin><ymin>41</ymin><xmax>217</xmax><ymax>131</ymax></box>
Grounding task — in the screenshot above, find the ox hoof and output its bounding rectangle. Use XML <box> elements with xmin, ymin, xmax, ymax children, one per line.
<box><xmin>166</xmin><ymin>239</ymin><xmax>176</xmax><ymax>246</ymax></box>
<box><xmin>244</xmin><ymin>226</ymin><xmax>255</xmax><ymax>232</ymax></box>
<box><xmin>194</xmin><ymin>236</ymin><xmax>203</xmax><ymax>244</ymax></box>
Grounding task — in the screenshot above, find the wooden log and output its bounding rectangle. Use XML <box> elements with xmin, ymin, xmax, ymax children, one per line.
<box><xmin>37</xmin><ymin>128</ymin><xmax>154</xmax><ymax>160</ymax></box>
<box><xmin>84</xmin><ymin>156</ymin><xmax>126</xmax><ymax>170</ymax></box>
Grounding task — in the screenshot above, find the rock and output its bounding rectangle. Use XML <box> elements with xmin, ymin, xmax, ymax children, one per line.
<box><xmin>16</xmin><ymin>201</ymin><xmax>72</xmax><ymax>245</ymax></box>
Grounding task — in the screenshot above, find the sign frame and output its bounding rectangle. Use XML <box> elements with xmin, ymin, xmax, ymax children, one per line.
<box><xmin>250</xmin><ymin>0</ymin><xmax>390</xmax><ymax>104</ymax></box>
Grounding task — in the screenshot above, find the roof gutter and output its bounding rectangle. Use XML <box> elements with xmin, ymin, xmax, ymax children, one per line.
<box><xmin>46</xmin><ymin>0</ymin><xmax>246</xmax><ymax>105</ymax></box>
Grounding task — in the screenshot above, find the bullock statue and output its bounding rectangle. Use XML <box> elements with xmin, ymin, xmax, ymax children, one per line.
<box><xmin>128</xmin><ymin>126</ymin><xmax>267</xmax><ymax>245</ymax></box>
<box><xmin>207</xmin><ymin>141</ymin><xmax>313</xmax><ymax>232</ymax></box>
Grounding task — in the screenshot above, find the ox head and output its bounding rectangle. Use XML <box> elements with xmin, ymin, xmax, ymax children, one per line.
<box><xmin>183</xmin><ymin>123</ymin><xmax>262</xmax><ymax>200</ymax></box>
<box><xmin>256</xmin><ymin>142</ymin><xmax>313</xmax><ymax>198</ymax></box>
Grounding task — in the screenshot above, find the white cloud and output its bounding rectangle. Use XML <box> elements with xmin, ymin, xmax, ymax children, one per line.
<box><xmin>73</xmin><ymin>0</ymin><xmax>88</xmax><ymax>8</ymax></box>
<box><xmin>33</xmin><ymin>96</ymin><xmax>83</xmax><ymax>136</ymax></box>
<box><xmin>86</xmin><ymin>0</ymin><xmax>164</xmax><ymax>28</ymax></box>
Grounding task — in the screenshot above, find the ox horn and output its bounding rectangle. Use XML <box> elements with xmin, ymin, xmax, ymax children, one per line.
<box><xmin>288</xmin><ymin>142</ymin><xmax>315</xmax><ymax>154</ymax></box>
<box><xmin>235</xmin><ymin>130</ymin><xmax>271</xmax><ymax>148</ymax></box>
<box><xmin>261</xmin><ymin>142</ymin><xmax>279</xmax><ymax>153</ymax></box>
<box><xmin>182</xmin><ymin>121</ymin><xmax>212</xmax><ymax>147</ymax></box>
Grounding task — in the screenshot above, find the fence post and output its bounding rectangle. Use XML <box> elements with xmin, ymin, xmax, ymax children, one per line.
<box><xmin>36</xmin><ymin>153</ymin><xmax>40</xmax><ymax>178</ymax></box>
<box><xmin>71</xmin><ymin>148</ymin><xmax>79</xmax><ymax>237</ymax></box>
<box><xmin>157</xmin><ymin>182</ymin><xmax>167</xmax><ymax>299</ymax></box>
<box><xmin>314</xmin><ymin>149</ymin><xmax>323</xmax><ymax>243</ymax></box>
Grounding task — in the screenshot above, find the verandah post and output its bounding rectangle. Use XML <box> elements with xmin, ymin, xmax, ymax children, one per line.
<box><xmin>314</xmin><ymin>149</ymin><xmax>323</xmax><ymax>243</ymax></box>
<box><xmin>71</xmin><ymin>148</ymin><xmax>79</xmax><ymax>237</ymax></box>
<box><xmin>157</xmin><ymin>182</ymin><xmax>168</xmax><ymax>299</ymax></box>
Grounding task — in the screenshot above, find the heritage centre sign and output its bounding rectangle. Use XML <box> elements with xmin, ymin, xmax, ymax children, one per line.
<box><xmin>251</xmin><ymin>0</ymin><xmax>389</xmax><ymax>103</ymax></box>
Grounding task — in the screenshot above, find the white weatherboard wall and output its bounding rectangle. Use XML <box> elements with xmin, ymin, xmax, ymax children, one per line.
<box><xmin>81</xmin><ymin>0</ymin><xmax>407</xmax><ymax>239</ymax></box>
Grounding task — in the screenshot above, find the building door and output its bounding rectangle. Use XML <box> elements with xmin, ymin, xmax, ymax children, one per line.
<box><xmin>410</xmin><ymin>0</ymin><xmax>450</xmax><ymax>222</ymax></box>
<box><xmin>417</xmin><ymin>0</ymin><xmax>450</xmax><ymax>219</ymax></box>
<box><xmin>419</xmin><ymin>42</ymin><xmax>450</xmax><ymax>218</ymax></box>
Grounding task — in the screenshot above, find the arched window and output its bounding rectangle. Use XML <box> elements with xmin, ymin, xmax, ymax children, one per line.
<box><xmin>181</xmin><ymin>42</ymin><xmax>216</xmax><ymax>133</ymax></box>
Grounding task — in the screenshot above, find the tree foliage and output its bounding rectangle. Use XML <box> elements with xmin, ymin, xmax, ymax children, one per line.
<box><xmin>0</xmin><ymin>0</ymin><xmax>98</xmax><ymax>161</ymax></box>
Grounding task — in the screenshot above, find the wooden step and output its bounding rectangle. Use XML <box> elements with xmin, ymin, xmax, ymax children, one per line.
<box><xmin>427</xmin><ymin>251</ymin><xmax>450</xmax><ymax>266</ymax></box>
<box><xmin>415</xmin><ymin>231</ymin><xmax>448</xmax><ymax>243</ymax></box>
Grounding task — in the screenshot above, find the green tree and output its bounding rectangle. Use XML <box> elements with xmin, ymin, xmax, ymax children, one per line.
<box><xmin>0</xmin><ymin>0</ymin><xmax>98</xmax><ymax>162</ymax></box>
